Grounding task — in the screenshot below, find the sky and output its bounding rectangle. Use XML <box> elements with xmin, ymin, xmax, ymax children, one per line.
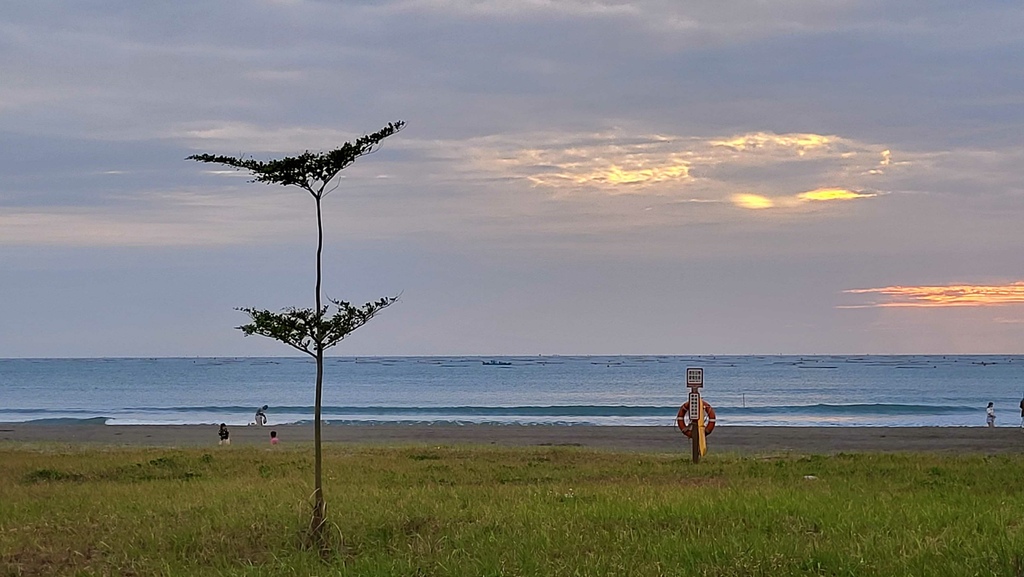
<box><xmin>2</xmin><ymin>0</ymin><xmax>1023</xmax><ymax>357</ymax></box>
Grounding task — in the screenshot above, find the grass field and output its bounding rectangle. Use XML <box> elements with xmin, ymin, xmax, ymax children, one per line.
<box><xmin>2</xmin><ymin>444</ymin><xmax>1024</xmax><ymax>576</ymax></box>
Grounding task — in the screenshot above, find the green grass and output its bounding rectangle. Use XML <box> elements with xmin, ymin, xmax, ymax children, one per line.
<box><xmin>2</xmin><ymin>444</ymin><xmax>1024</xmax><ymax>576</ymax></box>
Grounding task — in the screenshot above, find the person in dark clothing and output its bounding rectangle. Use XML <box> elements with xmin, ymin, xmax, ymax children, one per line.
<box><xmin>218</xmin><ymin>423</ymin><xmax>230</xmax><ymax>445</ymax></box>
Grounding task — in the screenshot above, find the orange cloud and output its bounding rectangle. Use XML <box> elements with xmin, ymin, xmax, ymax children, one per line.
<box><xmin>843</xmin><ymin>282</ymin><xmax>1024</xmax><ymax>308</ymax></box>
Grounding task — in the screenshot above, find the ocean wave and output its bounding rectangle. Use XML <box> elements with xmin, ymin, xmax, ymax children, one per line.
<box><xmin>17</xmin><ymin>416</ymin><xmax>110</xmax><ymax>425</ymax></box>
<box><xmin>8</xmin><ymin>404</ymin><xmax>679</xmax><ymax>417</ymax></box>
<box><xmin>2</xmin><ymin>403</ymin><xmax>979</xmax><ymax>425</ymax></box>
<box><xmin>725</xmin><ymin>403</ymin><xmax>978</xmax><ymax>416</ymax></box>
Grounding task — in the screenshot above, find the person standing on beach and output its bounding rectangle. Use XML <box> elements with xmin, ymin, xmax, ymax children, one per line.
<box><xmin>218</xmin><ymin>423</ymin><xmax>230</xmax><ymax>445</ymax></box>
<box><xmin>986</xmin><ymin>402</ymin><xmax>996</xmax><ymax>428</ymax></box>
<box><xmin>254</xmin><ymin>405</ymin><xmax>268</xmax><ymax>426</ymax></box>
<box><xmin>1019</xmin><ymin>397</ymin><xmax>1023</xmax><ymax>428</ymax></box>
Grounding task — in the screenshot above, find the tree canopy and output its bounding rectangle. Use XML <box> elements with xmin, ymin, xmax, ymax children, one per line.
<box><xmin>237</xmin><ymin>297</ymin><xmax>396</xmax><ymax>357</ymax></box>
<box><xmin>187</xmin><ymin>121</ymin><xmax>405</xmax><ymax>196</ymax></box>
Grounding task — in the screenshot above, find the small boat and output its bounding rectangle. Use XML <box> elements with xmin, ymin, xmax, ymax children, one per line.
<box><xmin>482</xmin><ymin>360</ymin><xmax>512</xmax><ymax>366</ymax></box>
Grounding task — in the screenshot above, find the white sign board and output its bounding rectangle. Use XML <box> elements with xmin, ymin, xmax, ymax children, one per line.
<box><xmin>686</xmin><ymin>367</ymin><xmax>704</xmax><ymax>388</ymax></box>
<box><xmin>688</xmin><ymin>392</ymin><xmax>701</xmax><ymax>420</ymax></box>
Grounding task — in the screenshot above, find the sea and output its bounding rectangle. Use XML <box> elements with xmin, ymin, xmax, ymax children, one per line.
<box><xmin>1</xmin><ymin>355</ymin><xmax>1022</xmax><ymax>428</ymax></box>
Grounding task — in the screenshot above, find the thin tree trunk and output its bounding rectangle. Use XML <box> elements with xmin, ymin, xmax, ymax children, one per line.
<box><xmin>312</xmin><ymin>348</ymin><xmax>325</xmax><ymax>539</ymax></box>
<box><xmin>310</xmin><ymin>194</ymin><xmax>327</xmax><ymax>548</ymax></box>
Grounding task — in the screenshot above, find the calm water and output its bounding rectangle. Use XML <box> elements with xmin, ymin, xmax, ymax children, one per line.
<box><xmin>1</xmin><ymin>356</ymin><xmax>1022</xmax><ymax>427</ymax></box>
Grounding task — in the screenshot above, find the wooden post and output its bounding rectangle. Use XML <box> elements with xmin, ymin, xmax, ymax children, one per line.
<box><xmin>691</xmin><ymin>416</ymin><xmax>701</xmax><ymax>463</ymax></box>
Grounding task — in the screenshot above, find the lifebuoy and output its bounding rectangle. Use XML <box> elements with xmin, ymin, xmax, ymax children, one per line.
<box><xmin>676</xmin><ymin>400</ymin><xmax>716</xmax><ymax>437</ymax></box>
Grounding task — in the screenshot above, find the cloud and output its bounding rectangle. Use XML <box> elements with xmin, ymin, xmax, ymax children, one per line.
<box><xmin>796</xmin><ymin>188</ymin><xmax>876</xmax><ymax>202</ymax></box>
<box><xmin>390</xmin><ymin>0</ymin><xmax>639</xmax><ymax>18</ymax></box>
<box><xmin>175</xmin><ymin>122</ymin><xmax>388</xmax><ymax>154</ymax></box>
<box><xmin>460</xmin><ymin>129</ymin><xmax>892</xmax><ymax>215</ymax></box>
<box><xmin>2</xmin><ymin>119</ymin><xmax>1017</xmax><ymax>253</ymax></box>
<box><xmin>729</xmin><ymin>187</ymin><xmax>876</xmax><ymax>210</ymax></box>
<box><xmin>731</xmin><ymin>193</ymin><xmax>774</xmax><ymax>210</ymax></box>
<box><xmin>710</xmin><ymin>132</ymin><xmax>834</xmax><ymax>155</ymax></box>
<box><xmin>0</xmin><ymin>190</ymin><xmax>305</xmax><ymax>247</ymax></box>
<box><xmin>841</xmin><ymin>282</ymin><xmax>1024</xmax><ymax>308</ymax></box>
<box><xmin>524</xmin><ymin>158</ymin><xmax>692</xmax><ymax>192</ymax></box>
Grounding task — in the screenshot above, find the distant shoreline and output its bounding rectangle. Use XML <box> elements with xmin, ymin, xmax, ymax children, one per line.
<box><xmin>2</xmin><ymin>423</ymin><xmax>1023</xmax><ymax>454</ymax></box>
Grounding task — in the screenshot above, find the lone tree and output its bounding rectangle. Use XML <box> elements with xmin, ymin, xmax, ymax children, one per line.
<box><xmin>188</xmin><ymin>120</ymin><xmax>404</xmax><ymax>548</ymax></box>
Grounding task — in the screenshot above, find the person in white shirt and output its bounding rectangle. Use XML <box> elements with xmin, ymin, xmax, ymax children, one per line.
<box><xmin>254</xmin><ymin>405</ymin><xmax>268</xmax><ymax>426</ymax></box>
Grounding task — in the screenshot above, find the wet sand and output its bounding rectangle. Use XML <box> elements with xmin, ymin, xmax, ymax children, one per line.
<box><xmin>2</xmin><ymin>423</ymin><xmax>1023</xmax><ymax>454</ymax></box>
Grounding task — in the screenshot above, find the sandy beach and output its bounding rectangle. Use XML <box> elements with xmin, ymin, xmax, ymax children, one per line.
<box><xmin>2</xmin><ymin>423</ymin><xmax>1024</xmax><ymax>454</ymax></box>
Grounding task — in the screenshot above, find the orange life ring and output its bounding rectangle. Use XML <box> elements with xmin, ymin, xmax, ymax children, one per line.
<box><xmin>676</xmin><ymin>400</ymin><xmax>716</xmax><ymax>437</ymax></box>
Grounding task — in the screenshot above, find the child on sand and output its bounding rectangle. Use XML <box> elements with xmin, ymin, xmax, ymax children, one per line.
<box><xmin>270</xmin><ymin>430</ymin><xmax>279</xmax><ymax>445</ymax></box>
<box><xmin>218</xmin><ymin>423</ymin><xmax>230</xmax><ymax>445</ymax></box>
<box><xmin>986</xmin><ymin>402</ymin><xmax>996</xmax><ymax>428</ymax></box>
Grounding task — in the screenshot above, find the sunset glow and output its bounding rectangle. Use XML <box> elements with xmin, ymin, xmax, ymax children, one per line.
<box><xmin>585</xmin><ymin>164</ymin><xmax>689</xmax><ymax>186</ymax></box>
<box><xmin>731</xmin><ymin>193</ymin><xmax>775</xmax><ymax>209</ymax></box>
<box><xmin>525</xmin><ymin>161</ymin><xmax>691</xmax><ymax>191</ymax></box>
<box><xmin>797</xmin><ymin>188</ymin><xmax>875</xmax><ymax>202</ymax></box>
<box><xmin>475</xmin><ymin>130</ymin><xmax>902</xmax><ymax>212</ymax></box>
<box><xmin>731</xmin><ymin>188</ymin><xmax>874</xmax><ymax>210</ymax></box>
<box><xmin>843</xmin><ymin>282</ymin><xmax>1024</xmax><ymax>308</ymax></box>
<box><xmin>711</xmin><ymin>132</ymin><xmax>833</xmax><ymax>154</ymax></box>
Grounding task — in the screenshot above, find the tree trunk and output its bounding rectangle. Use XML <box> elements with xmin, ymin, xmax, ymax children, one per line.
<box><xmin>310</xmin><ymin>347</ymin><xmax>326</xmax><ymax>546</ymax></box>
<box><xmin>309</xmin><ymin>194</ymin><xmax>328</xmax><ymax>550</ymax></box>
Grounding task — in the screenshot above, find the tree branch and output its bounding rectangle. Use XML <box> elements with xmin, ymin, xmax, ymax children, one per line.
<box><xmin>236</xmin><ymin>307</ymin><xmax>318</xmax><ymax>357</ymax></box>
<box><xmin>320</xmin><ymin>296</ymin><xmax>398</xmax><ymax>350</ymax></box>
